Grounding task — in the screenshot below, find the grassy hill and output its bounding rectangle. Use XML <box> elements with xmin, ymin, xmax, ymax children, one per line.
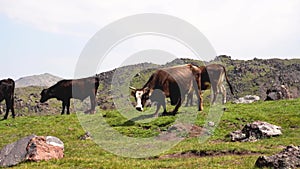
<box><xmin>0</xmin><ymin>98</ymin><xmax>299</xmax><ymax>168</ymax></box>
<box><xmin>0</xmin><ymin>57</ymin><xmax>299</xmax><ymax>168</ymax></box>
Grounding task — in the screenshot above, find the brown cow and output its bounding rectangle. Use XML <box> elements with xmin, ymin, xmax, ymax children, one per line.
<box><xmin>40</xmin><ymin>76</ymin><xmax>100</xmax><ymax>115</ymax></box>
<box><xmin>185</xmin><ymin>64</ymin><xmax>234</xmax><ymax>106</ymax></box>
<box><xmin>0</xmin><ymin>78</ymin><xmax>15</xmax><ymax>119</ymax></box>
<box><xmin>130</xmin><ymin>64</ymin><xmax>203</xmax><ymax>116</ymax></box>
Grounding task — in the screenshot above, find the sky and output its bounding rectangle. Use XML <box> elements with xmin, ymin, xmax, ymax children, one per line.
<box><xmin>0</xmin><ymin>0</ymin><xmax>299</xmax><ymax>79</ymax></box>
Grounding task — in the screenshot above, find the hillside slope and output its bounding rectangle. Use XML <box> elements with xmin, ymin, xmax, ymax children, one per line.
<box><xmin>213</xmin><ymin>55</ymin><xmax>300</xmax><ymax>99</ymax></box>
<box><xmin>96</xmin><ymin>56</ymin><xmax>300</xmax><ymax>109</ymax></box>
<box><xmin>5</xmin><ymin>56</ymin><xmax>300</xmax><ymax>114</ymax></box>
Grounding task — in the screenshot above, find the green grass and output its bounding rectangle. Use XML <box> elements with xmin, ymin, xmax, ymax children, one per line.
<box><xmin>0</xmin><ymin>98</ymin><xmax>299</xmax><ymax>168</ymax></box>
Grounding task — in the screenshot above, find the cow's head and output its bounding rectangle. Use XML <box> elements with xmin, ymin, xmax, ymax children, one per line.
<box><xmin>129</xmin><ymin>86</ymin><xmax>151</xmax><ymax>111</ymax></box>
<box><xmin>40</xmin><ymin>88</ymin><xmax>53</xmax><ymax>103</ymax></box>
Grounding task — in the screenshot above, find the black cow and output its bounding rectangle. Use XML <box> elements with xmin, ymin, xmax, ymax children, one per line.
<box><xmin>130</xmin><ymin>64</ymin><xmax>203</xmax><ymax>116</ymax></box>
<box><xmin>0</xmin><ymin>78</ymin><xmax>15</xmax><ymax>119</ymax></box>
<box><xmin>40</xmin><ymin>76</ymin><xmax>100</xmax><ymax>115</ymax></box>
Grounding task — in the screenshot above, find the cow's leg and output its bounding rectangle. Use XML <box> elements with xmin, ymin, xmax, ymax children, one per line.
<box><xmin>187</xmin><ymin>90</ymin><xmax>194</xmax><ymax>107</ymax></box>
<box><xmin>66</xmin><ymin>99</ymin><xmax>71</xmax><ymax>115</ymax></box>
<box><xmin>193</xmin><ymin>80</ymin><xmax>203</xmax><ymax>111</ymax></box>
<box><xmin>3</xmin><ymin>98</ymin><xmax>14</xmax><ymax>119</ymax></box>
<box><xmin>154</xmin><ymin>103</ymin><xmax>161</xmax><ymax>117</ymax></box>
<box><xmin>211</xmin><ymin>84</ymin><xmax>218</xmax><ymax>105</ymax></box>
<box><xmin>3</xmin><ymin>99</ymin><xmax>10</xmax><ymax>120</ymax></box>
<box><xmin>162</xmin><ymin>102</ymin><xmax>167</xmax><ymax>114</ymax></box>
<box><xmin>61</xmin><ymin>101</ymin><xmax>66</xmax><ymax>115</ymax></box>
<box><xmin>171</xmin><ymin>98</ymin><xmax>182</xmax><ymax>115</ymax></box>
<box><xmin>10</xmin><ymin>97</ymin><xmax>15</xmax><ymax>118</ymax></box>
<box><xmin>161</xmin><ymin>100</ymin><xmax>168</xmax><ymax>116</ymax></box>
<box><xmin>3</xmin><ymin>108</ymin><xmax>9</xmax><ymax>120</ymax></box>
<box><xmin>220</xmin><ymin>84</ymin><xmax>226</xmax><ymax>104</ymax></box>
<box><xmin>189</xmin><ymin>92</ymin><xmax>193</xmax><ymax>106</ymax></box>
<box><xmin>89</xmin><ymin>94</ymin><xmax>96</xmax><ymax>114</ymax></box>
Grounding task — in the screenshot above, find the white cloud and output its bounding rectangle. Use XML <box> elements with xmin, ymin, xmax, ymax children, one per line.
<box><xmin>0</xmin><ymin>0</ymin><xmax>299</xmax><ymax>58</ymax></box>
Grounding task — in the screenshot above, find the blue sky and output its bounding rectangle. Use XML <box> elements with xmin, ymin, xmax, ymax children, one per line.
<box><xmin>0</xmin><ymin>0</ymin><xmax>299</xmax><ymax>79</ymax></box>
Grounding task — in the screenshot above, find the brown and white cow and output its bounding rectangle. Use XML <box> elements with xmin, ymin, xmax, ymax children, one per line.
<box><xmin>185</xmin><ymin>64</ymin><xmax>234</xmax><ymax>106</ymax></box>
<box><xmin>0</xmin><ymin>78</ymin><xmax>15</xmax><ymax>119</ymax></box>
<box><xmin>40</xmin><ymin>76</ymin><xmax>100</xmax><ymax>115</ymax></box>
<box><xmin>130</xmin><ymin>64</ymin><xmax>203</xmax><ymax>116</ymax></box>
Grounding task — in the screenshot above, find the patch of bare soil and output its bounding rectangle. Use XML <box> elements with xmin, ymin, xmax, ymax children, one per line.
<box><xmin>160</xmin><ymin>149</ymin><xmax>260</xmax><ymax>159</ymax></box>
<box><xmin>156</xmin><ymin>123</ymin><xmax>205</xmax><ymax>142</ymax></box>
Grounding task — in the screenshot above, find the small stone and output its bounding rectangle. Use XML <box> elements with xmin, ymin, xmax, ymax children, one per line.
<box><xmin>208</xmin><ymin>121</ymin><xmax>215</xmax><ymax>127</ymax></box>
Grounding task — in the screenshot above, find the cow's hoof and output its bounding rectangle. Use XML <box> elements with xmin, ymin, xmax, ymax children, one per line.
<box><xmin>170</xmin><ymin>112</ymin><xmax>177</xmax><ymax>116</ymax></box>
<box><xmin>161</xmin><ymin>112</ymin><xmax>168</xmax><ymax>116</ymax></box>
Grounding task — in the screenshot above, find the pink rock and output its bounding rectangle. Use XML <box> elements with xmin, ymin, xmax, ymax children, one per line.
<box><xmin>26</xmin><ymin>136</ymin><xmax>64</xmax><ymax>162</ymax></box>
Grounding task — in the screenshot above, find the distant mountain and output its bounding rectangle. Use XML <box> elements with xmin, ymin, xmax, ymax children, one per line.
<box><xmin>15</xmin><ymin>73</ymin><xmax>62</xmax><ymax>88</ymax></box>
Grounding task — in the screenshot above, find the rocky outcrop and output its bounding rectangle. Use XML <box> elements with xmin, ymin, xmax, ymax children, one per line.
<box><xmin>0</xmin><ymin>135</ymin><xmax>64</xmax><ymax>167</ymax></box>
<box><xmin>214</xmin><ymin>55</ymin><xmax>300</xmax><ymax>101</ymax></box>
<box><xmin>230</xmin><ymin>121</ymin><xmax>282</xmax><ymax>142</ymax></box>
<box><xmin>255</xmin><ymin>145</ymin><xmax>300</xmax><ymax>169</ymax></box>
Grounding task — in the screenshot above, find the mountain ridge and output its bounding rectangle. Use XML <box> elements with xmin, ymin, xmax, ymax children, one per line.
<box><xmin>15</xmin><ymin>73</ymin><xmax>63</xmax><ymax>88</ymax></box>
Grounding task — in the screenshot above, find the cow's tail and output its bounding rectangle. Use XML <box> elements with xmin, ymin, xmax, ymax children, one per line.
<box><xmin>8</xmin><ymin>78</ymin><xmax>15</xmax><ymax>92</ymax></box>
<box><xmin>94</xmin><ymin>76</ymin><xmax>100</xmax><ymax>90</ymax></box>
<box><xmin>8</xmin><ymin>78</ymin><xmax>15</xmax><ymax>104</ymax></box>
<box><xmin>222</xmin><ymin>66</ymin><xmax>234</xmax><ymax>95</ymax></box>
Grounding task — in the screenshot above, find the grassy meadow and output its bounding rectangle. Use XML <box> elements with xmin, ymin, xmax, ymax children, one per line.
<box><xmin>0</xmin><ymin>98</ymin><xmax>299</xmax><ymax>168</ymax></box>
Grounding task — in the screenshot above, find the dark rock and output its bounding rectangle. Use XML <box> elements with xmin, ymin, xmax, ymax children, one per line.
<box><xmin>255</xmin><ymin>145</ymin><xmax>300</xmax><ymax>169</ymax></box>
<box><xmin>0</xmin><ymin>135</ymin><xmax>36</xmax><ymax>167</ymax></box>
<box><xmin>230</xmin><ymin>121</ymin><xmax>282</xmax><ymax>142</ymax></box>
<box><xmin>265</xmin><ymin>85</ymin><xmax>291</xmax><ymax>101</ymax></box>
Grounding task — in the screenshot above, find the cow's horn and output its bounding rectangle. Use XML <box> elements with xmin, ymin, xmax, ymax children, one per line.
<box><xmin>129</xmin><ymin>86</ymin><xmax>136</xmax><ymax>90</ymax></box>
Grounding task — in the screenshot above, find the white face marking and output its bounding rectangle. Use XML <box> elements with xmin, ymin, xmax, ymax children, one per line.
<box><xmin>135</xmin><ymin>91</ymin><xmax>144</xmax><ymax>111</ymax></box>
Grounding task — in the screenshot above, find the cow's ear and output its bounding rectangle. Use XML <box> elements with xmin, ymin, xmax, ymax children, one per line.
<box><xmin>144</xmin><ymin>87</ymin><xmax>150</xmax><ymax>94</ymax></box>
<box><xmin>131</xmin><ymin>90</ymin><xmax>135</xmax><ymax>97</ymax></box>
<box><xmin>129</xmin><ymin>86</ymin><xmax>136</xmax><ymax>97</ymax></box>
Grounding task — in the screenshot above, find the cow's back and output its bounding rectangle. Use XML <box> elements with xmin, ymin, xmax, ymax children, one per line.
<box><xmin>50</xmin><ymin>80</ymin><xmax>73</xmax><ymax>101</ymax></box>
<box><xmin>150</xmin><ymin>64</ymin><xmax>195</xmax><ymax>104</ymax></box>
<box><xmin>72</xmin><ymin>77</ymin><xmax>99</xmax><ymax>100</ymax></box>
